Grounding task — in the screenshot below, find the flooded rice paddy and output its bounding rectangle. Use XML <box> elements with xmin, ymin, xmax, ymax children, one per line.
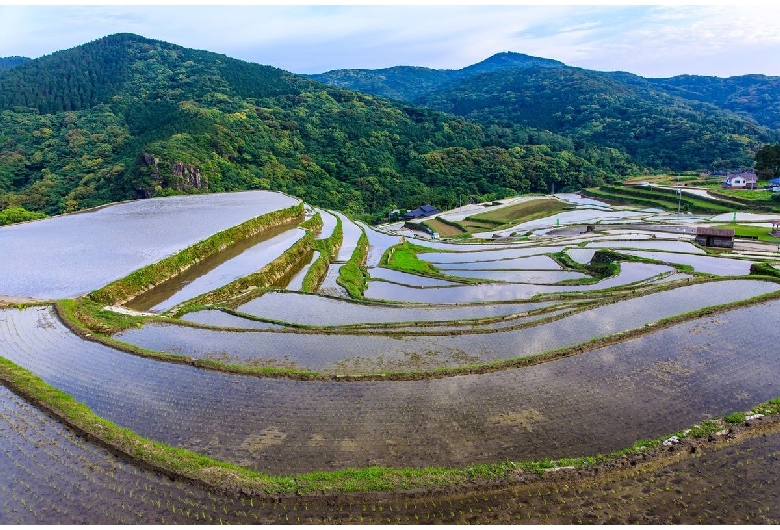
<box><xmin>129</xmin><ymin>226</ymin><xmax>305</xmax><ymax>312</ymax></box>
<box><xmin>586</xmin><ymin>239</ymin><xmax>706</xmax><ymax>253</ymax></box>
<box><xmin>237</xmin><ymin>292</ymin><xmax>557</xmax><ymax>326</ymax></box>
<box><xmin>368</xmin><ymin>268</ymin><xmax>460</xmax><ymax>287</ymax></box>
<box><xmin>3</xmin><ymin>298</ymin><xmax>780</xmax><ymax>476</ymax></box>
<box><xmin>435</xmin><ymin>255</ymin><xmax>564</xmax><ymax>270</ymax></box>
<box><xmin>114</xmin><ymin>280</ymin><xmax>779</xmax><ymax>371</ymax></box>
<box><xmin>2</xmin><ymin>379</ymin><xmax>779</xmax><ymax>524</ymax></box>
<box><xmin>363</xmin><ymin>262</ymin><xmax>674</xmax><ymax>303</ymax></box>
<box><xmin>4</xmin><ymin>191</ymin><xmax>780</xmax><ymax>522</ymax></box>
<box><xmin>620</xmin><ymin>251</ymin><xmax>754</xmax><ymax>276</ymax></box>
<box><xmin>334</xmin><ymin>212</ymin><xmax>362</xmax><ymax>263</ymax></box>
<box><xmin>0</xmin><ymin>191</ymin><xmax>298</xmax><ymax>299</ymax></box>
<box><xmin>437</xmin><ymin>269</ymin><xmax>586</xmax><ymax>283</ymax></box>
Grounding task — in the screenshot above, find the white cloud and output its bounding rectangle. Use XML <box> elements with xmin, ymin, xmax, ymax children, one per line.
<box><xmin>1</xmin><ymin>5</ymin><xmax>779</xmax><ymax>77</ymax></box>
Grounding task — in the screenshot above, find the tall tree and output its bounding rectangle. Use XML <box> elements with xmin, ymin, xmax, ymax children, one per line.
<box><xmin>755</xmin><ymin>144</ymin><xmax>780</xmax><ymax>179</ymax></box>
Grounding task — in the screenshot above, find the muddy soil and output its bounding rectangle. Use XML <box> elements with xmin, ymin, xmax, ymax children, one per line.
<box><xmin>2</xmin><ymin>380</ymin><xmax>779</xmax><ymax>524</ymax></box>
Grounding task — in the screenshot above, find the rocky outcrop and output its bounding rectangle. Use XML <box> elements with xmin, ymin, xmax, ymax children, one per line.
<box><xmin>140</xmin><ymin>152</ymin><xmax>208</xmax><ymax>192</ymax></box>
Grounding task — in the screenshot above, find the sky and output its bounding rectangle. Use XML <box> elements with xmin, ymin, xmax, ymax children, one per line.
<box><xmin>1</xmin><ymin>4</ymin><xmax>780</xmax><ymax>78</ymax></box>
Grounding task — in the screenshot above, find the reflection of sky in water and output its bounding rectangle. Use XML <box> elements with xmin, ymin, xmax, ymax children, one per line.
<box><xmin>334</xmin><ymin>212</ymin><xmax>363</xmax><ymax>262</ymax></box>
<box><xmin>315</xmin><ymin>209</ymin><xmax>338</xmax><ymax>240</ymax></box>
<box><xmin>7</xmin><ymin>285</ymin><xmax>780</xmax><ymax>474</ymax></box>
<box><xmin>238</xmin><ymin>291</ymin><xmax>554</xmax><ymax>326</ymax></box>
<box><xmin>369</xmin><ymin>267</ymin><xmax>458</xmax><ymax>287</ymax></box>
<box><xmin>621</xmin><ymin>251</ymin><xmax>754</xmax><ymax>275</ymax></box>
<box><xmin>0</xmin><ymin>191</ymin><xmax>298</xmax><ymax>299</ymax></box>
<box><xmin>286</xmin><ymin>250</ymin><xmax>320</xmax><ymax>291</ymax></box>
<box><xmin>115</xmin><ymin>280</ymin><xmax>779</xmax><ymax>371</ymax></box>
<box><xmin>586</xmin><ymin>240</ymin><xmax>705</xmax><ymax>254</ymax></box>
<box><xmin>357</xmin><ymin>222</ymin><xmax>402</xmax><ymax>267</ymax></box>
<box><xmin>364</xmin><ymin>262</ymin><xmax>672</xmax><ymax>304</ymax></box>
<box><xmin>149</xmin><ymin>229</ymin><xmax>305</xmax><ymax>312</ymax></box>
<box><xmin>422</xmin><ymin>246</ymin><xmax>564</xmax><ymax>264</ymax></box>
<box><xmin>433</xmin><ymin>255</ymin><xmax>562</xmax><ymax>270</ymax></box>
<box><xmin>437</xmin><ymin>269</ymin><xmax>586</xmax><ymax>283</ymax></box>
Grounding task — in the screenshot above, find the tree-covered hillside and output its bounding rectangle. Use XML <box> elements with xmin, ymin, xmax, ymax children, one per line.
<box><xmin>0</xmin><ymin>57</ymin><xmax>29</xmax><ymax>71</ymax></box>
<box><xmin>415</xmin><ymin>67</ymin><xmax>772</xmax><ymax>171</ymax></box>
<box><xmin>307</xmin><ymin>52</ymin><xmax>564</xmax><ymax>102</ymax></box>
<box><xmin>0</xmin><ymin>34</ymin><xmax>631</xmax><ymax>221</ymax></box>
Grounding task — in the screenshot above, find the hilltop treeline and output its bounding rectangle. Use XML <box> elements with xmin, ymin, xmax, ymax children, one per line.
<box><xmin>0</xmin><ymin>34</ymin><xmax>634</xmax><ymax>221</ymax></box>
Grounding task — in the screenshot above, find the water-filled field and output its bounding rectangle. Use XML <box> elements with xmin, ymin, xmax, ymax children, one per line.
<box><xmin>2</xmin><ymin>191</ymin><xmax>780</xmax><ymax>523</ymax></box>
<box><xmin>2</xmin><ymin>380</ymin><xmax>778</xmax><ymax>523</ymax></box>
<box><xmin>0</xmin><ymin>191</ymin><xmax>298</xmax><ymax>299</ymax></box>
<box><xmin>3</xmin><ymin>300</ymin><xmax>780</xmax><ymax>476</ymax></box>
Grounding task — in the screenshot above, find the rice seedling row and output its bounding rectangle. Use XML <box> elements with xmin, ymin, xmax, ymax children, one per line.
<box><xmin>6</xmin><ymin>373</ymin><xmax>774</xmax><ymax>526</ymax></box>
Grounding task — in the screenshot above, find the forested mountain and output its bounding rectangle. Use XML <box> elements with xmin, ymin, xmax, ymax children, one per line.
<box><xmin>0</xmin><ymin>34</ymin><xmax>631</xmax><ymax>221</ymax></box>
<box><xmin>307</xmin><ymin>52</ymin><xmax>564</xmax><ymax>101</ymax></box>
<box><xmin>415</xmin><ymin>67</ymin><xmax>771</xmax><ymax>171</ymax></box>
<box><xmin>312</xmin><ymin>57</ymin><xmax>778</xmax><ymax>172</ymax></box>
<box><xmin>0</xmin><ymin>57</ymin><xmax>29</xmax><ymax>70</ymax></box>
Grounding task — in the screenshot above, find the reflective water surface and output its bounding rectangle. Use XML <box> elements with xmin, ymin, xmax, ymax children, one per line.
<box><xmin>0</xmin><ymin>191</ymin><xmax>298</xmax><ymax>299</ymax></box>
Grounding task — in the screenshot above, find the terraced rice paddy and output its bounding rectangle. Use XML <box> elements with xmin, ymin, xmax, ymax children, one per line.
<box><xmin>3</xmin><ymin>190</ymin><xmax>780</xmax><ymax>522</ymax></box>
<box><xmin>3</xmin><ymin>298</ymin><xmax>780</xmax><ymax>476</ymax></box>
<box><xmin>2</xmin><ymin>380</ymin><xmax>779</xmax><ymax>524</ymax></box>
<box><xmin>0</xmin><ymin>191</ymin><xmax>298</xmax><ymax>299</ymax></box>
<box><xmin>130</xmin><ymin>227</ymin><xmax>306</xmax><ymax>312</ymax></box>
<box><xmin>363</xmin><ymin>262</ymin><xmax>675</xmax><ymax>303</ymax></box>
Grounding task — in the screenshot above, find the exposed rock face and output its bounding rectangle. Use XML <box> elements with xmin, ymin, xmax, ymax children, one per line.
<box><xmin>140</xmin><ymin>152</ymin><xmax>208</xmax><ymax>192</ymax></box>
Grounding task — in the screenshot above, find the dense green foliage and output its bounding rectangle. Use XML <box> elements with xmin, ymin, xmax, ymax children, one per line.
<box><xmin>0</xmin><ymin>56</ymin><xmax>30</xmax><ymax>71</ymax></box>
<box><xmin>415</xmin><ymin>67</ymin><xmax>770</xmax><ymax>172</ymax></box>
<box><xmin>0</xmin><ymin>205</ymin><xmax>46</xmax><ymax>225</ymax></box>
<box><xmin>755</xmin><ymin>144</ymin><xmax>780</xmax><ymax>179</ymax></box>
<box><xmin>312</xmin><ymin>55</ymin><xmax>780</xmax><ymax>174</ymax></box>
<box><xmin>307</xmin><ymin>52</ymin><xmax>564</xmax><ymax>101</ymax></box>
<box><xmin>640</xmin><ymin>74</ymin><xmax>780</xmax><ymax>130</ymax></box>
<box><xmin>336</xmin><ymin>229</ymin><xmax>369</xmax><ymax>298</ymax></box>
<box><xmin>0</xmin><ymin>34</ymin><xmax>628</xmax><ymax>222</ymax></box>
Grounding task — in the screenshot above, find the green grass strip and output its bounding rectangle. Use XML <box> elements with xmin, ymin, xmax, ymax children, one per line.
<box><xmin>301</xmin><ymin>213</ymin><xmax>344</xmax><ymax>293</ymax></box>
<box><xmin>337</xmin><ymin>228</ymin><xmax>369</xmax><ymax>298</ymax></box>
<box><xmin>169</xmin><ymin>232</ymin><xmax>314</xmax><ymax>313</ymax></box>
<box><xmin>90</xmin><ymin>202</ymin><xmax>304</xmax><ymax>305</ymax></box>
<box><xmin>300</xmin><ymin>211</ymin><xmax>323</xmax><ymax>234</ymax></box>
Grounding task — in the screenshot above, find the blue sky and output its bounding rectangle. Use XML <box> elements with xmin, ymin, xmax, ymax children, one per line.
<box><xmin>1</xmin><ymin>5</ymin><xmax>780</xmax><ymax>78</ymax></box>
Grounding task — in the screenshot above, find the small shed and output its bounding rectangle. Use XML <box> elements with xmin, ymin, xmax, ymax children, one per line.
<box><xmin>694</xmin><ymin>227</ymin><xmax>735</xmax><ymax>248</ymax></box>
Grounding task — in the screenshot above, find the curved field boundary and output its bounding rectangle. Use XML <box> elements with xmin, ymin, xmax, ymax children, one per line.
<box><xmin>301</xmin><ymin>212</ymin><xmax>343</xmax><ymax>293</ymax></box>
<box><xmin>54</xmin><ymin>279</ymin><xmax>780</xmax><ymax>381</ymax></box>
<box><xmin>1</xmin><ymin>334</ymin><xmax>780</xmax><ymax>497</ymax></box>
<box><xmin>336</xmin><ymin>228</ymin><xmax>369</xmax><ymax>298</ymax></box>
<box><xmin>168</xmin><ymin>232</ymin><xmax>314</xmax><ymax>314</ymax></box>
<box><xmin>2</xmin><ymin>379</ymin><xmax>779</xmax><ymax>523</ymax></box>
<box><xmin>90</xmin><ymin>202</ymin><xmax>304</xmax><ymax>306</ymax></box>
